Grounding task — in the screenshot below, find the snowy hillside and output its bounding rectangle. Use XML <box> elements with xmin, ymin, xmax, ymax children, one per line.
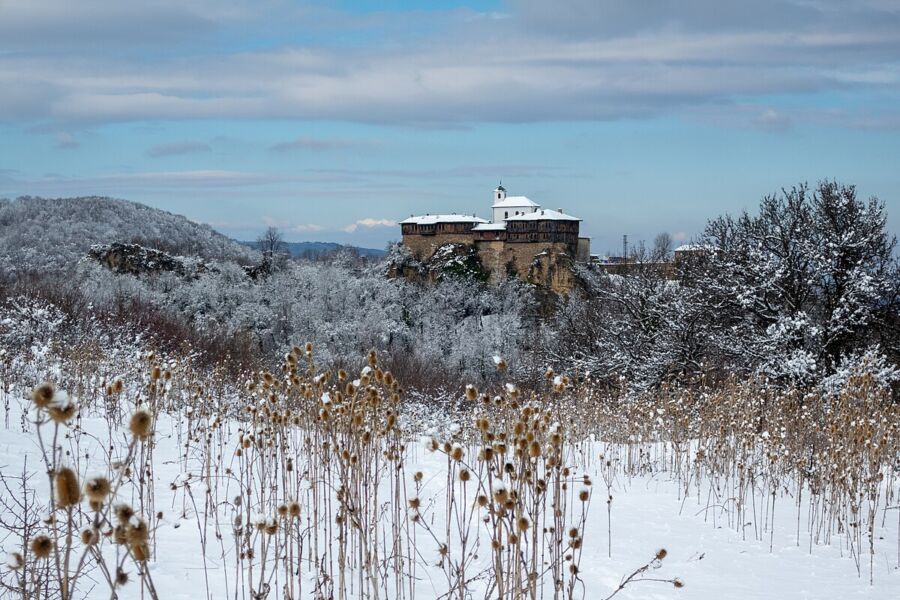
<box><xmin>0</xmin><ymin>196</ymin><xmax>258</xmax><ymax>276</ymax></box>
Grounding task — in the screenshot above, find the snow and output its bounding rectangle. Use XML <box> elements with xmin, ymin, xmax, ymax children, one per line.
<box><xmin>0</xmin><ymin>392</ymin><xmax>896</xmax><ymax>599</ymax></box>
<box><xmin>472</xmin><ymin>222</ymin><xmax>507</xmax><ymax>231</ymax></box>
<box><xmin>491</xmin><ymin>196</ymin><xmax>540</xmax><ymax>208</ymax></box>
<box><xmin>398</xmin><ymin>214</ymin><xmax>488</xmax><ymax>225</ymax></box>
<box><xmin>506</xmin><ymin>208</ymin><xmax>580</xmax><ymax>222</ymax></box>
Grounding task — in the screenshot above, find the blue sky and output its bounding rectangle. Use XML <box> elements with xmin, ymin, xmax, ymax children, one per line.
<box><xmin>1</xmin><ymin>1</ymin><xmax>899</xmax><ymax>252</ymax></box>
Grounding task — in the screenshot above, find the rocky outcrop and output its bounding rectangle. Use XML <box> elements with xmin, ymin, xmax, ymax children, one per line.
<box><xmin>386</xmin><ymin>242</ymin><xmax>489</xmax><ymax>283</ymax></box>
<box><xmin>88</xmin><ymin>243</ymin><xmax>187</xmax><ymax>276</ymax></box>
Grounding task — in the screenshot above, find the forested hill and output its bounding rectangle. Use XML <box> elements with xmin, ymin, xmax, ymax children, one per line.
<box><xmin>0</xmin><ymin>196</ymin><xmax>258</xmax><ymax>275</ymax></box>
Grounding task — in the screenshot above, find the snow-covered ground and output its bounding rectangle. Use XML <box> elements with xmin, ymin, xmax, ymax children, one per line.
<box><xmin>0</xmin><ymin>392</ymin><xmax>896</xmax><ymax>600</ymax></box>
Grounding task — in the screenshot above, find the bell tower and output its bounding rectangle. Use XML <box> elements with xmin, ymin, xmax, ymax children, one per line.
<box><xmin>494</xmin><ymin>182</ymin><xmax>506</xmax><ymax>203</ymax></box>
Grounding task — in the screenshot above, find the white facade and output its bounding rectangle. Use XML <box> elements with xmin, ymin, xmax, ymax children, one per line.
<box><xmin>491</xmin><ymin>186</ymin><xmax>540</xmax><ymax>223</ymax></box>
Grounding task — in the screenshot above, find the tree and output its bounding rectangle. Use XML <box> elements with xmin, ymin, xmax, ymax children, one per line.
<box><xmin>544</xmin><ymin>243</ymin><xmax>713</xmax><ymax>389</ymax></box>
<box><xmin>653</xmin><ymin>232</ymin><xmax>673</xmax><ymax>260</ymax></box>
<box><xmin>696</xmin><ymin>181</ymin><xmax>898</xmax><ymax>384</ymax></box>
<box><xmin>257</xmin><ymin>226</ymin><xmax>286</xmax><ymax>256</ymax></box>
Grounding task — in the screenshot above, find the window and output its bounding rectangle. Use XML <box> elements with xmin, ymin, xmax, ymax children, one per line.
<box><xmin>505</xmin><ymin>211</ymin><xmax>508</xmax><ymax>219</ymax></box>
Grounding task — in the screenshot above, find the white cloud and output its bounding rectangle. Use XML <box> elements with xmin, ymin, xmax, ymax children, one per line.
<box><xmin>0</xmin><ymin>3</ymin><xmax>895</xmax><ymax>128</ymax></box>
<box><xmin>754</xmin><ymin>109</ymin><xmax>792</xmax><ymax>132</ymax></box>
<box><xmin>291</xmin><ymin>223</ymin><xmax>324</xmax><ymax>233</ymax></box>
<box><xmin>54</xmin><ymin>132</ymin><xmax>79</xmax><ymax>149</ymax></box>
<box><xmin>343</xmin><ymin>218</ymin><xmax>397</xmax><ymax>233</ymax></box>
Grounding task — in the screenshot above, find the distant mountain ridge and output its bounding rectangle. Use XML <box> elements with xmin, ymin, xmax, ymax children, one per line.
<box><xmin>240</xmin><ymin>240</ymin><xmax>387</xmax><ymax>259</ymax></box>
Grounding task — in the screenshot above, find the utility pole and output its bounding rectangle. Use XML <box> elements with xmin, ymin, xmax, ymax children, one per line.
<box><xmin>622</xmin><ymin>234</ymin><xmax>628</xmax><ymax>262</ymax></box>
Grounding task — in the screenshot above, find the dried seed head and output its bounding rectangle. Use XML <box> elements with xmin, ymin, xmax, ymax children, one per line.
<box><xmin>288</xmin><ymin>502</ymin><xmax>301</xmax><ymax>518</ymax></box>
<box><xmin>31</xmin><ymin>383</ymin><xmax>55</xmax><ymax>408</ymax></box>
<box><xmin>131</xmin><ymin>543</ymin><xmax>150</xmax><ymax>562</ymax></box>
<box><xmin>114</xmin><ymin>504</ymin><xmax>135</xmax><ymax>525</ymax></box>
<box><xmin>115</xmin><ymin>568</ymin><xmax>129</xmax><ymax>587</ymax></box>
<box><xmin>126</xmin><ymin>519</ymin><xmax>149</xmax><ymax>545</ymax></box>
<box><xmin>55</xmin><ymin>468</ymin><xmax>80</xmax><ymax>507</ymax></box>
<box><xmin>673</xmin><ymin>578</ymin><xmax>684</xmax><ymax>589</ymax></box>
<box><xmin>81</xmin><ymin>528</ymin><xmax>99</xmax><ymax>546</ymax></box>
<box><xmin>517</xmin><ymin>517</ymin><xmax>530</xmax><ymax>531</ymax></box>
<box><xmin>7</xmin><ymin>552</ymin><xmax>24</xmax><ymax>570</ymax></box>
<box><xmin>129</xmin><ymin>410</ymin><xmax>153</xmax><ymax>439</ymax></box>
<box><xmin>84</xmin><ymin>476</ymin><xmax>111</xmax><ymax>503</ymax></box>
<box><xmin>30</xmin><ymin>535</ymin><xmax>53</xmax><ymax>559</ymax></box>
<box><xmin>48</xmin><ymin>402</ymin><xmax>77</xmax><ymax>424</ymax></box>
<box><xmin>450</xmin><ymin>445</ymin><xmax>464</xmax><ymax>462</ymax></box>
<box><xmin>655</xmin><ymin>548</ymin><xmax>668</xmax><ymax>561</ymax></box>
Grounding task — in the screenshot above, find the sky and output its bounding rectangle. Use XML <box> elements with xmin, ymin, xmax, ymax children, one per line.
<box><xmin>1</xmin><ymin>0</ymin><xmax>899</xmax><ymax>253</ymax></box>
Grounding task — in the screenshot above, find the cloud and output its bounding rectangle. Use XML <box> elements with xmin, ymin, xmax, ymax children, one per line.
<box><xmin>147</xmin><ymin>141</ymin><xmax>212</xmax><ymax>158</ymax></box>
<box><xmin>0</xmin><ymin>1</ymin><xmax>897</xmax><ymax>129</ymax></box>
<box><xmin>54</xmin><ymin>132</ymin><xmax>79</xmax><ymax>149</ymax></box>
<box><xmin>753</xmin><ymin>109</ymin><xmax>792</xmax><ymax>132</ymax></box>
<box><xmin>269</xmin><ymin>137</ymin><xmax>365</xmax><ymax>153</ymax></box>
<box><xmin>343</xmin><ymin>218</ymin><xmax>397</xmax><ymax>233</ymax></box>
<box><xmin>291</xmin><ymin>223</ymin><xmax>324</xmax><ymax>233</ymax></box>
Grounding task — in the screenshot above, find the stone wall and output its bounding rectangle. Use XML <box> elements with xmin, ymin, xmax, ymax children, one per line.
<box><xmin>402</xmin><ymin>234</ymin><xmax>581</xmax><ymax>292</ymax></box>
<box><xmin>474</xmin><ymin>240</ymin><xmax>576</xmax><ymax>292</ymax></box>
<box><xmin>402</xmin><ymin>233</ymin><xmax>477</xmax><ymax>261</ymax></box>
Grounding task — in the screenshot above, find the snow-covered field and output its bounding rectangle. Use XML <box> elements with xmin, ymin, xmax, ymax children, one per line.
<box><xmin>1</xmin><ymin>385</ymin><xmax>896</xmax><ymax>600</ymax></box>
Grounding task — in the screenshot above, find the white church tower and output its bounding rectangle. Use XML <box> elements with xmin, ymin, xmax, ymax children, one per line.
<box><xmin>491</xmin><ymin>183</ymin><xmax>540</xmax><ymax>222</ymax></box>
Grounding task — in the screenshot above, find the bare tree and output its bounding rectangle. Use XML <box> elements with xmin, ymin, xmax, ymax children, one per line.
<box><xmin>652</xmin><ymin>232</ymin><xmax>673</xmax><ymax>261</ymax></box>
<box><xmin>257</xmin><ymin>226</ymin><xmax>286</xmax><ymax>256</ymax></box>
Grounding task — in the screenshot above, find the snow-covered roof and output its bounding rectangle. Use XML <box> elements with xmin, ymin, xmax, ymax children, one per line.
<box><xmin>399</xmin><ymin>214</ymin><xmax>488</xmax><ymax>225</ymax></box>
<box><xmin>492</xmin><ymin>196</ymin><xmax>540</xmax><ymax>209</ymax></box>
<box><xmin>472</xmin><ymin>222</ymin><xmax>507</xmax><ymax>231</ymax></box>
<box><xmin>674</xmin><ymin>243</ymin><xmax>715</xmax><ymax>252</ymax></box>
<box><xmin>506</xmin><ymin>208</ymin><xmax>580</xmax><ymax>222</ymax></box>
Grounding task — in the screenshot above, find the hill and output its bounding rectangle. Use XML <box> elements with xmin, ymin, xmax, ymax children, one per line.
<box><xmin>0</xmin><ymin>196</ymin><xmax>259</xmax><ymax>276</ymax></box>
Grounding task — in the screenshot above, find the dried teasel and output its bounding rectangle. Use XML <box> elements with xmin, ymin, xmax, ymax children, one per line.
<box><xmin>55</xmin><ymin>467</ymin><xmax>81</xmax><ymax>507</ymax></box>
<box><xmin>80</xmin><ymin>528</ymin><xmax>99</xmax><ymax>546</ymax></box>
<box><xmin>31</xmin><ymin>382</ymin><xmax>55</xmax><ymax>409</ymax></box>
<box><xmin>48</xmin><ymin>401</ymin><xmax>77</xmax><ymax>424</ymax></box>
<box><xmin>114</xmin><ymin>504</ymin><xmax>135</xmax><ymax>525</ymax></box>
<box><xmin>126</xmin><ymin>519</ymin><xmax>149</xmax><ymax>545</ymax></box>
<box><xmin>131</xmin><ymin>543</ymin><xmax>150</xmax><ymax>562</ymax></box>
<box><xmin>30</xmin><ymin>535</ymin><xmax>53</xmax><ymax>559</ymax></box>
<box><xmin>129</xmin><ymin>410</ymin><xmax>153</xmax><ymax>439</ymax></box>
<box><xmin>7</xmin><ymin>552</ymin><xmax>24</xmax><ymax>570</ymax></box>
<box><xmin>83</xmin><ymin>476</ymin><xmax>111</xmax><ymax>503</ymax></box>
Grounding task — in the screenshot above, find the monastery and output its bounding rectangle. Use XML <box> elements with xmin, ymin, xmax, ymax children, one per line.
<box><xmin>399</xmin><ymin>186</ymin><xmax>590</xmax><ymax>291</ymax></box>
